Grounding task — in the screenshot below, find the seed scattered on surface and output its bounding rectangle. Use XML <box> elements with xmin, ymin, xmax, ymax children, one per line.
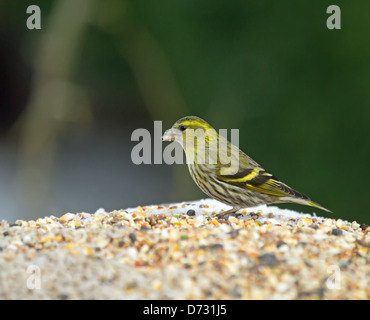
<box><xmin>0</xmin><ymin>198</ymin><xmax>368</xmax><ymax>300</ymax></box>
<box><xmin>257</xmin><ymin>253</ymin><xmax>278</xmax><ymax>267</ymax></box>
<box><xmin>331</xmin><ymin>228</ymin><xmax>343</xmax><ymax>236</ymax></box>
<box><xmin>129</xmin><ymin>233</ymin><xmax>137</xmax><ymax>243</ymax></box>
<box><xmin>180</xmin><ymin>234</ymin><xmax>188</xmax><ymax>240</ymax></box>
<box><xmin>276</xmin><ymin>240</ymin><xmax>287</xmax><ymax>248</ymax></box>
<box><xmin>209</xmin><ymin>243</ymin><xmax>223</xmax><ymax>250</ymax></box>
<box><xmin>310</xmin><ymin>224</ymin><xmax>319</xmax><ymax>230</ymax></box>
<box><xmin>186</xmin><ymin>209</ymin><xmax>196</xmax><ymax>216</ymax></box>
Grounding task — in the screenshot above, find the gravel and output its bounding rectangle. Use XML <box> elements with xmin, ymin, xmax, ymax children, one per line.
<box><xmin>0</xmin><ymin>199</ymin><xmax>369</xmax><ymax>299</ymax></box>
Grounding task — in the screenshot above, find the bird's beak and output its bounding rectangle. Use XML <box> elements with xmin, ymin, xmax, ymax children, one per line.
<box><xmin>162</xmin><ymin>128</ymin><xmax>182</xmax><ymax>142</ymax></box>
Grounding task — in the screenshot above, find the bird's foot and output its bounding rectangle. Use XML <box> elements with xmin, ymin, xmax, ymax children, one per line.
<box><xmin>215</xmin><ymin>208</ymin><xmax>238</xmax><ymax>219</ymax></box>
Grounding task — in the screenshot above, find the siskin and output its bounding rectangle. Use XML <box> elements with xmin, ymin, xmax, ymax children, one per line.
<box><xmin>162</xmin><ymin>116</ymin><xmax>331</xmax><ymax>217</ymax></box>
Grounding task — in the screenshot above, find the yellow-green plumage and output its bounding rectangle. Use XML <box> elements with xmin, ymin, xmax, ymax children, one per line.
<box><xmin>162</xmin><ymin>116</ymin><xmax>331</xmax><ymax>217</ymax></box>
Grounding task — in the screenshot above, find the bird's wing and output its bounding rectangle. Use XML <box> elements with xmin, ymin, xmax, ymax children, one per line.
<box><xmin>214</xmin><ymin>139</ymin><xmax>308</xmax><ymax>199</ymax></box>
<box><xmin>217</xmin><ymin>165</ymin><xmax>309</xmax><ymax>200</ymax></box>
<box><xmin>214</xmin><ymin>146</ymin><xmax>332</xmax><ymax>212</ymax></box>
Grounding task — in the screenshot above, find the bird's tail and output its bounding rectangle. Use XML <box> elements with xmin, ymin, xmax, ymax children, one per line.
<box><xmin>283</xmin><ymin>196</ymin><xmax>332</xmax><ymax>213</ymax></box>
<box><xmin>305</xmin><ymin>200</ymin><xmax>332</xmax><ymax>213</ymax></box>
<box><xmin>292</xmin><ymin>198</ymin><xmax>332</xmax><ymax>213</ymax></box>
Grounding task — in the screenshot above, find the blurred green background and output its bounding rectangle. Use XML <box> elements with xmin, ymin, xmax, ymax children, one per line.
<box><xmin>0</xmin><ymin>0</ymin><xmax>369</xmax><ymax>223</ymax></box>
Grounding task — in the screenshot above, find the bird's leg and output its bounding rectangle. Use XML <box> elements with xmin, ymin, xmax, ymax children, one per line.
<box><xmin>215</xmin><ymin>208</ymin><xmax>238</xmax><ymax>219</ymax></box>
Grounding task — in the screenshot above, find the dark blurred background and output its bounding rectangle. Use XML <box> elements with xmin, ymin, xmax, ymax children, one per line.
<box><xmin>0</xmin><ymin>0</ymin><xmax>369</xmax><ymax>223</ymax></box>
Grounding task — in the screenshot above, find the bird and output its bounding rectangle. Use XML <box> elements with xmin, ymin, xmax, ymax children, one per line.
<box><xmin>162</xmin><ymin>116</ymin><xmax>331</xmax><ymax>218</ymax></box>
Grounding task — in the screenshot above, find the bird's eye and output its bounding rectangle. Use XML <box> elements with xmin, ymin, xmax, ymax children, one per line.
<box><xmin>179</xmin><ymin>125</ymin><xmax>187</xmax><ymax>131</ymax></box>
